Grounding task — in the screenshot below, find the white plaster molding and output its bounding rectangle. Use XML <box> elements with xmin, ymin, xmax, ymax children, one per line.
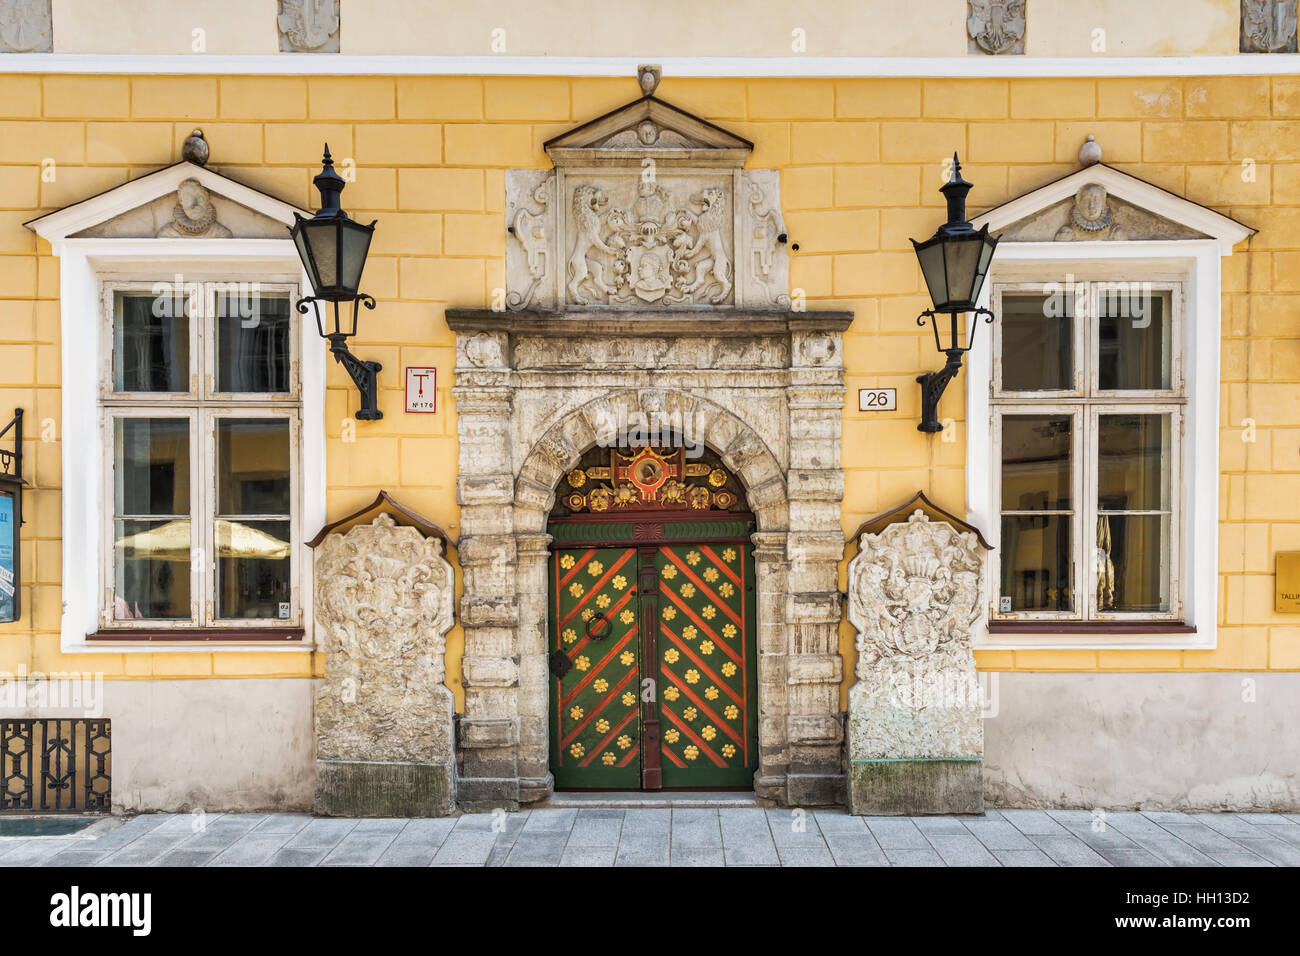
<box><xmin>3</xmin><ymin>53</ymin><xmax>1300</xmax><ymax>77</ymax></box>
<box><xmin>50</xmin><ymin>237</ymin><xmax>325</xmax><ymax>654</ymax></box>
<box><xmin>965</xmin><ymin>240</ymin><xmax>1222</xmax><ymax>650</ymax></box>
<box><xmin>973</xmin><ymin>164</ymin><xmax>1255</xmax><ymax>258</ymax></box>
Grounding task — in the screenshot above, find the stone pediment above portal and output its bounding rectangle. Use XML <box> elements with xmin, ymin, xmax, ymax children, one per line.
<box><xmin>505</xmin><ymin>66</ymin><xmax>789</xmax><ymax>313</ymax></box>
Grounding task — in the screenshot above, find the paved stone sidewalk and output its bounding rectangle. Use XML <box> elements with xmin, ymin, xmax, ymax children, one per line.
<box><xmin>3</xmin><ymin>808</ymin><xmax>1300</xmax><ymax>866</ymax></box>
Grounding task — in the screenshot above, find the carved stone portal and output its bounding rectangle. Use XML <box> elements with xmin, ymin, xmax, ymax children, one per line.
<box><xmin>846</xmin><ymin>509</ymin><xmax>989</xmax><ymax>815</ymax></box>
<box><xmin>314</xmin><ymin>513</ymin><xmax>456</xmax><ymax>816</ymax></box>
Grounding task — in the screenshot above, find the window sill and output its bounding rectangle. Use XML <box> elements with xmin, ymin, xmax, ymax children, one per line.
<box><xmin>987</xmin><ymin>621</ymin><xmax>1194</xmax><ymax>634</ymax></box>
<box><xmin>86</xmin><ymin>627</ymin><xmax>306</xmax><ymax>644</ymax></box>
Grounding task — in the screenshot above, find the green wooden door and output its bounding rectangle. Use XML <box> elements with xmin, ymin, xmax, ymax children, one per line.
<box><xmin>653</xmin><ymin>543</ymin><xmax>758</xmax><ymax>788</ymax></box>
<box><xmin>549</xmin><ymin>547</ymin><xmax>643</xmax><ymax>790</ymax></box>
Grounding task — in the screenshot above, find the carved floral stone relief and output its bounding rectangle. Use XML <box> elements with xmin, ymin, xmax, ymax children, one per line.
<box><xmin>314</xmin><ymin>514</ymin><xmax>456</xmax><ymax>765</ymax></box>
<box><xmin>846</xmin><ymin>510</ymin><xmax>987</xmax><ymax>761</ymax></box>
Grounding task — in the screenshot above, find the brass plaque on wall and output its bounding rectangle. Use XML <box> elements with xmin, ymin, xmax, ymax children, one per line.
<box><xmin>1276</xmin><ymin>553</ymin><xmax>1300</xmax><ymax>613</ymax></box>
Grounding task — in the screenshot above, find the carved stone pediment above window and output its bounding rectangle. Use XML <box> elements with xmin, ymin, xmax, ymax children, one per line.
<box><xmin>26</xmin><ymin>156</ymin><xmax>306</xmax><ymax>245</ymax></box>
<box><xmin>505</xmin><ymin>66</ymin><xmax>789</xmax><ymax>312</ymax></box>
<box><xmin>975</xmin><ymin>157</ymin><xmax>1255</xmax><ymax>253</ymax></box>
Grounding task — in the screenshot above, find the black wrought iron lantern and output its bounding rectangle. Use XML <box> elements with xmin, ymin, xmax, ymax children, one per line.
<box><xmin>291</xmin><ymin>145</ymin><xmax>383</xmax><ymax>420</ymax></box>
<box><xmin>910</xmin><ymin>153</ymin><xmax>1000</xmax><ymax>433</ymax></box>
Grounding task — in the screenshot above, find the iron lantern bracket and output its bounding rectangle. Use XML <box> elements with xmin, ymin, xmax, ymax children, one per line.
<box><xmin>915</xmin><ymin>307</ymin><xmax>994</xmax><ymax>434</ymax></box>
<box><xmin>297</xmin><ymin>294</ymin><xmax>383</xmax><ymax>421</ymax></box>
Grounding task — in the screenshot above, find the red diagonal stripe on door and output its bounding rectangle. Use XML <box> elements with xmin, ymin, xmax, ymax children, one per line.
<box><xmin>617</xmin><ymin>743</ymin><xmax>640</xmax><ymax>768</ymax></box>
<box><xmin>660</xmin><ymin>624</ymin><xmax>742</xmax><ymax>706</ymax></box>
<box><xmin>662</xmin><ymin>747</ymin><xmax>686</xmax><ymax>769</ymax></box>
<box><xmin>560</xmin><ymin>665</ymin><xmax>637</xmax><ymax>747</ymax></box>
<box><xmin>661</xmin><ymin>587</ymin><xmax>743</xmax><ymax>668</ymax></box>
<box><xmin>660</xmin><ymin>706</ymin><xmax>727</xmax><ymax>768</ymax></box>
<box><xmin>578</xmin><ymin>707</ymin><xmax>640</xmax><ymax>767</ymax></box>
<box><xmin>662</xmin><ymin>550</ymin><xmax>742</xmax><ymax>627</ymax></box>
<box><xmin>556</xmin><ymin>548</ymin><xmax>598</xmax><ymax>589</ymax></box>
<box><xmin>558</xmin><ymin>549</ymin><xmax>636</xmax><ymax>629</ymax></box>
<box><xmin>661</xmin><ymin>665</ymin><xmax>743</xmax><ymax>747</ymax></box>
<box><xmin>699</xmin><ymin>544</ymin><xmax>742</xmax><ymax>587</ymax></box>
<box><xmin>560</xmin><ymin>627</ymin><xmax>637</xmax><ymax>708</ymax></box>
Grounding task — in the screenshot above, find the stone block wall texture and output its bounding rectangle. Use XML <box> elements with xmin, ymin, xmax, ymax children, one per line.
<box><xmin>0</xmin><ymin>74</ymin><xmax>1298</xmax><ymax>708</ymax></box>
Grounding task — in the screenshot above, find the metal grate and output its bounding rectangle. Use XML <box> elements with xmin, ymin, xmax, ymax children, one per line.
<box><xmin>1</xmin><ymin>719</ymin><xmax>111</xmax><ymax>812</ymax></box>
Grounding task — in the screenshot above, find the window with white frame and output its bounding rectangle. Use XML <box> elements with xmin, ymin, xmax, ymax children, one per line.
<box><xmin>100</xmin><ymin>280</ymin><xmax>302</xmax><ymax>630</ymax></box>
<box><xmin>990</xmin><ymin>277</ymin><xmax>1184</xmax><ymax>623</ymax></box>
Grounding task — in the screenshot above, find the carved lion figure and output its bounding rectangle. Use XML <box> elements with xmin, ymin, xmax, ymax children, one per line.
<box><xmin>568</xmin><ymin>185</ymin><xmax>615</xmax><ymax>304</ymax></box>
<box><xmin>684</xmin><ymin>187</ymin><xmax>733</xmax><ymax>304</ymax></box>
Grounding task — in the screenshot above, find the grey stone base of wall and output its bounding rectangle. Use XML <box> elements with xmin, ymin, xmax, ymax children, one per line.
<box><xmin>984</xmin><ymin>671</ymin><xmax>1300</xmax><ymax>811</ymax></box>
<box><xmin>315</xmin><ymin>760</ymin><xmax>454</xmax><ymax>817</ymax></box>
<box><xmin>785</xmin><ymin>772</ymin><xmax>846</xmax><ymax>806</ymax></box>
<box><xmin>848</xmin><ymin>758</ymin><xmax>983</xmax><ymax>815</ymax></box>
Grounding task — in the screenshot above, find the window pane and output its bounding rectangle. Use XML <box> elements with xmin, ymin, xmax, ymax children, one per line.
<box><xmin>1098</xmin><ymin>287</ymin><xmax>1171</xmax><ymax>390</ymax></box>
<box><xmin>1000</xmin><ymin>415</ymin><xmax>1072</xmax><ymax>511</ymax></box>
<box><xmin>999</xmin><ymin>515</ymin><xmax>1072</xmax><ymax>613</ymax></box>
<box><xmin>113</xmin><ymin>519</ymin><xmax>191</xmax><ymax>620</ymax></box>
<box><xmin>113</xmin><ymin>292</ymin><xmax>189</xmax><ymax>392</ymax></box>
<box><xmin>114</xmin><ymin>418</ymin><xmax>189</xmax><ymax>518</ymax></box>
<box><xmin>217</xmin><ymin>419</ymin><xmax>291</xmax><ymax>516</ymax></box>
<box><xmin>216</xmin><ymin>518</ymin><xmax>291</xmax><ymax>619</ymax></box>
<box><xmin>1000</xmin><ymin>293</ymin><xmax>1072</xmax><ymax>391</ymax></box>
<box><xmin>1097</xmin><ymin>414</ymin><xmax>1171</xmax><ymax>513</ymax></box>
<box><xmin>216</xmin><ymin>291</ymin><xmax>292</xmax><ymax>393</ymax></box>
<box><xmin>112</xmin><ymin>418</ymin><xmax>190</xmax><ymax>621</ymax></box>
<box><xmin>1097</xmin><ymin>514</ymin><xmax>1170</xmax><ymax>613</ymax></box>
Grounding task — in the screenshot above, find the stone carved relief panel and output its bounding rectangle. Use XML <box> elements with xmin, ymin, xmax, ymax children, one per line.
<box><xmin>314</xmin><ymin>514</ymin><xmax>456</xmax><ymax>765</ymax></box>
<box><xmin>967</xmin><ymin>0</ymin><xmax>1026</xmax><ymax>55</ymax></box>
<box><xmin>997</xmin><ymin>185</ymin><xmax>1208</xmax><ymax>243</ymax></box>
<box><xmin>506</xmin><ymin>169</ymin><xmax>789</xmax><ymax>310</ymax></box>
<box><xmin>278</xmin><ymin>0</ymin><xmax>341</xmax><ymax>53</ymax></box>
<box><xmin>1241</xmin><ymin>0</ymin><xmax>1298</xmax><ymax>53</ymax></box>
<box><xmin>846</xmin><ymin>510</ymin><xmax>987</xmax><ymax>760</ymax></box>
<box><xmin>0</xmin><ymin>0</ymin><xmax>52</xmax><ymax>53</ymax></box>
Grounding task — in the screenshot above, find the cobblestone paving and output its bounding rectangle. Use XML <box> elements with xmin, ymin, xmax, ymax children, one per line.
<box><xmin>4</xmin><ymin>809</ymin><xmax>1300</xmax><ymax>866</ymax></box>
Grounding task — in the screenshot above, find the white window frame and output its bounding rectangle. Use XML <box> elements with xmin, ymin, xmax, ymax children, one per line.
<box><xmin>967</xmin><ymin>241</ymin><xmax>1222</xmax><ymax>650</ymax></box>
<box><xmin>53</xmin><ymin>240</ymin><xmax>324</xmax><ymax>653</ymax></box>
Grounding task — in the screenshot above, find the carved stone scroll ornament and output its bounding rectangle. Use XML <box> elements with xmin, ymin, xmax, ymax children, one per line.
<box><xmin>0</xmin><ymin>0</ymin><xmax>52</xmax><ymax>53</ymax></box>
<box><xmin>1241</xmin><ymin>0</ymin><xmax>1298</xmax><ymax>53</ymax></box>
<box><xmin>314</xmin><ymin>513</ymin><xmax>456</xmax><ymax>813</ymax></box>
<box><xmin>967</xmin><ymin>0</ymin><xmax>1026</xmax><ymax>55</ymax></box>
<box><xmin>277</xmin><ymin>0</ymin><xmax>340</xmax><ymax>53</ymax></box>
<box><xmin>155</xmin><ymin>179</ymin><xmax>233</xmax><ymax>239</ymax></box>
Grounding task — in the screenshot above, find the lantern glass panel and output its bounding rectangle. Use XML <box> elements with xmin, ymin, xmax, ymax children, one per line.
<box><xmin>339</xmin><ymin>221</ymin><xmax>373</xmax><ymax>294</ymax></box>
<box><xmin>942</xmin><ymin>237</ymin><xmax>983</xmax><ymax>309</ymax></box>
<box><xmin>302</xmin><ymin>219</ymin><xmax>340</xmax><ymax>292</ymax></box>
<box><xmin>915</xmin><ymin>241</ymin><xmax>949</xmax><ymax>311</ymax></box>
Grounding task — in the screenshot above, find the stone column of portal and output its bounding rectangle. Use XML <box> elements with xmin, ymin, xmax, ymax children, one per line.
<box><xmin>845</xmin><ymin>511</ymin><xmax>989</xmax><ymax>815</ymax></box>
<box><xmin>782</xmin><ymin>329</ymin><xmax>848</xmax><ymax>806</ymax></box>
<box><xmin>453</xmin><ymin>331</ymin><xmax>524</xmax><ymax>811</ymax></box>
<box><xmin>314</xmin><ymin>514</ymin><xmax>456</xmax><ymax>816</ymax></box>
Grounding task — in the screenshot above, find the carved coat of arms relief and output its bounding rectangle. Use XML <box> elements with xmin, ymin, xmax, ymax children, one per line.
<box><xmin>566</xmin><ymin>178</ymin><xmax>734</xmax><ymax>307</ymax></box>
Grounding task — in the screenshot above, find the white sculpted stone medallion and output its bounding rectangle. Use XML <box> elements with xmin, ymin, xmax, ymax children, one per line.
<box><xmin>314</xmin><ymin>514</ymin><xmax>455</xmax><ymax>764</ymax></box>
<box><xmin>566</xmin><ymin>180</ymin><xmax>734</xmax><ymax>307</ymax></box>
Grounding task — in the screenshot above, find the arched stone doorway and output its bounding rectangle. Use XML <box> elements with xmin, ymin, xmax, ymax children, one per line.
<box><xmin>447</xmin><ymin>68</ymin><xmax>852</xmax><ymax>810</ymax></box>
<box><xmin>545</xmin><ymin>443</ymin><xmax>760</xmax><ymax>790</ymax></box>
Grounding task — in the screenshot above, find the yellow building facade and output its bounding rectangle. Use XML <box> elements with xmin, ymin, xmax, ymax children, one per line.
<box><xmin>2</xmin><ymin>0</ymin><xmax>1299</xmax><ymax>814</ymax></box>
